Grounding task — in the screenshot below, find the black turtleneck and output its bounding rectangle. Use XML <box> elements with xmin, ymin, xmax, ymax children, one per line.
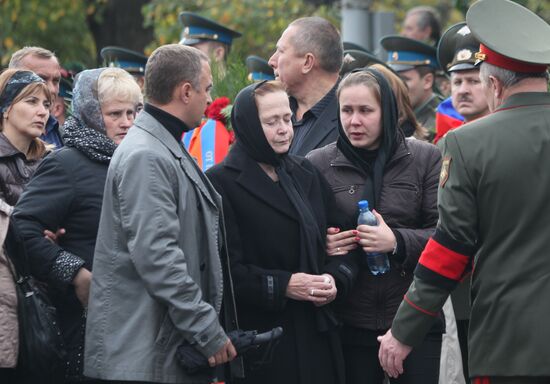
<box><xmin>144</xmin><ymin>103</ymin><xmax>192</xmax><ymax>143</ymax></box>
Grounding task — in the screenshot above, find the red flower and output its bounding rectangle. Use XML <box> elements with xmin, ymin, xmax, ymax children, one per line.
<box><xmin>228</xmin><ymin>129</ymin><xmax>236</xmax><ymax>144</ymax></box>
<box><xmin>205</xmin><ymin>97</ymin><xmax>231</xmax><ymax>123</ymax></box>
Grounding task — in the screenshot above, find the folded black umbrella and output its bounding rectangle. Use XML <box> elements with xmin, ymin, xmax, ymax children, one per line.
<box><xmin>177</xmin><ymin>327</ymin><xmax>283</xmax><ymax>374</ymax></box>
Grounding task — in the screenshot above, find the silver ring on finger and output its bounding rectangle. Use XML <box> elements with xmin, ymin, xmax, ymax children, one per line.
<box><xmin>337</xmin><ymin>247</ymin><xmax>341</xmax><ymax>252</ymax></box>
<box><xmin>310</xmin><ymin>289</ymin><xmax>315</xmax><ymax>296</ymax></box>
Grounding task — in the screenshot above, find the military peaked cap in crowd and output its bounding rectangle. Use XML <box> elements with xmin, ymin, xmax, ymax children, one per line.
<box><xmin>380</xmin><ymin>35</ymin><xmax>439</xmax><ymax>72</ymax></box>
<box><xmin>100</xmin><ymin>46</ymin><xmax>148</xmax><ymax>75</ymax></box>
<box><xmin>246</xmin><ymin>56</ymin><xmax>275</xmax><ymax>82</ymax></box>
<box><xmin>437</xmin><ymin>22</ymin><xmax>480</xmax><ymax>74</ymax></box>
<box><xmin>341</xmin><ymin>49</ymin><xmax>389</xmax><ymax>76</ymax></box>
<box><xmin>59</xmin><ymin>75</ymin><xmax>73</xmax><ymax>100</ymax></box>
<box><xmin>343</xmin><ymin>41</ymin><xmax>370</xmax><ymax>53</ymax></box>
<box><xmin>179</xmin><ymin>12</ymin><xmax>242</xmax><ymax>46</ymax></box>
<box><xmin>467</xmin><ymin>0</ymin><xmax>550</xmax><ymax>73</ymax></box>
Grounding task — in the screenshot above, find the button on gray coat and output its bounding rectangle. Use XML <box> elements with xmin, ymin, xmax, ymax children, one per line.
<box><xmin>84</xmin><ymin>111</ymin><xmax>228</xmax><ymax>383</ymax></box>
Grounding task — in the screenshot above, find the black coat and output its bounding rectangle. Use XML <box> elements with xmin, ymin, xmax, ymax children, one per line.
<box><xmin>13</xmin><ymin>147</ymin><xmax>108</xmax><ymax>379</ymax></box>
<box><xmin>206</xmin><ymin>147</ymin><xmax>345</xmax><ymax>384</ymax></box>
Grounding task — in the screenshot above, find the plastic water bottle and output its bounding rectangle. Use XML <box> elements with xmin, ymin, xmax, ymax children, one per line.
<box><xmin>357</xmin><ymin>200</ymin><xmax>390</xmax><ymax>275</ymax></box>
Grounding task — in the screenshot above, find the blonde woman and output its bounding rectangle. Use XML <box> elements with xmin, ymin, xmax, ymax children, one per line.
<box><xmin>13</xmin><ymin>67</ymin><xmax>142</xmax><ymax>383</ymax></box>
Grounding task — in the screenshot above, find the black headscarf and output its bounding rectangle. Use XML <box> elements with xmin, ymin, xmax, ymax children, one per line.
<box><xmin>336</xmin><ymin>67</ymin><xmax>402</xmax><ymax>208</ymax></box>
<box><xmin>231</xmin><ymin>81</ymin><xmax>281</xmax><ymax>166</ymax></box>
<box><xmin>0</xmin><ymin>71</ymin><xmax>45</xmax><ymax>113</ymax></box>
<box><xmin>231</xmin><ymin>82</ymin><xmax>337</xmax><ymax>331</ymax></box>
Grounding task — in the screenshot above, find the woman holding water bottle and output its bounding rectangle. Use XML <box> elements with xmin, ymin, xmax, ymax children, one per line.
<box><xmin>307</xmin><ymin>68</ymin><xmax>443</xmax><ymax>384</ymax></box>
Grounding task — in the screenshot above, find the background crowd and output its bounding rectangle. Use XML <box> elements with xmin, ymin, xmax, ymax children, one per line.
<box><xmin>0</xmin><ymin>1</ymin><xmax>549</xmax><ymax>384</ymax></box>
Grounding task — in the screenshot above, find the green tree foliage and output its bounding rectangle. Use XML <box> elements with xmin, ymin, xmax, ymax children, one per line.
<box><xmin>1</xmin><ymin>0</ymin><xmax>547</xmax><ymax>70</ymax></box>
<box><xmin>210</xmin><ymin>53</ymin><xmax>250</xmax><ymax>101</ymax></box>
<box><xmin>0</xmin><ymin>0</ymin><xmax>97</xmax><ymax>67</ymax></box>
<box><xmin>373</xmin><ymin>0</ymin><xmax>549</xmax><ymax>30</ymax></box>
<box><xmin>142</xmin><ymin>0</ymin><xmax>340</xmax><ymax>60</ymax></box>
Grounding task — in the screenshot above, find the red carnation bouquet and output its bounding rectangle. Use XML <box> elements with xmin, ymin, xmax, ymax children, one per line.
<box><xmin>205</xmin><ymin>97</ymin><xmax>230</xmax><ymax>124</ymax></box>
<box><xmin>204</xmin><ymin>96</ymin><xmax>235</xmax><ymax>144</ymax></box>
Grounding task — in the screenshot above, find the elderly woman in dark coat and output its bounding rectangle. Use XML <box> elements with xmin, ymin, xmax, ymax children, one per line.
<box><xmin>206</xmin><ymin>81</ymin><xmax>345</xmax><ymax>384</ymax></box>
<box><xmin>13</xmin><ymin>67</ymin><xmax>142</xmax><ymax>383</ymax></box>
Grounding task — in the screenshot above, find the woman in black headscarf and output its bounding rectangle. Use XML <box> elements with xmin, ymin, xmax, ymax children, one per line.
<box><xmin>206</xmin><ymin>81</ymin><xmax>344</xmax><ymax>384</ymax></box>
<box><xmin>307</xmin><ymin>68</ymin><xmax>443</xmax><ymax>384</ymax></box>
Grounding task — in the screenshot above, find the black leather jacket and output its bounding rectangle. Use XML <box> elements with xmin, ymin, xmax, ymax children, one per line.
<box><xmin>307</xmin><ymin>138</ymin><xmax>441</xmax><ymax>331</ymax></box>
<box><xmin>0</xmin><ymin>133</ymin><xmax>44</xmax><ymax>206</ymax></box>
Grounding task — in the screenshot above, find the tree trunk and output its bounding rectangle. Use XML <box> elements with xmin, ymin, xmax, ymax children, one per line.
<box><xmin>87</xmin><ymin>0</ymin><xmax>154</xmax><ymax>65</ymax></box>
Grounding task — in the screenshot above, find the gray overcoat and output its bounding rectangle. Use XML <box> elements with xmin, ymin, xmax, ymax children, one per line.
<box><xmin>84</xmin><ymin>111</ymin><xmax>228</xmax><ymax>383</ymax></box>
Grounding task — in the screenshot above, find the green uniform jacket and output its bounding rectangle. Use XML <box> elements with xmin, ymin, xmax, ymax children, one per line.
<box><xmin>415</xmin><ymin>93</ymin><xmax>442</xmax><ymax>141</ymax></box>
<box><xmin>392</xmin><ymin>92</ymin><xmax>550</xmax><ymax>378</ymax></box>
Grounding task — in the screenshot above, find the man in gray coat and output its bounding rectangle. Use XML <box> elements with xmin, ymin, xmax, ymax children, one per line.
<box><xmin>84</xmin><ymin>44</ymin><xmax>236</xmax><ymax>383</ymax></box>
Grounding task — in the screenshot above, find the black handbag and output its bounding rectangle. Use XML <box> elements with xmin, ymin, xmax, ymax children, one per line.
<box><xmin>5</xmin><ymin>219</ymin><xmax>66</xmax><ymax>383</ymax></box>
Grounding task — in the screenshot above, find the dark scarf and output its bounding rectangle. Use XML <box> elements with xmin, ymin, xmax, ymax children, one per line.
<box><xmin>232</xmin><ymin>82</ymin><xmax>337</xmax><ymax>331</ymax></box>
<box><xmin>63</xmin><ymin>115</ymin><xmax>117</xmax><ymax>163</ymax></box>
<box><xmin>336</xmin><ymin>68</ymin><xmax>402</xmax><ymax>209</ymax></box>
<box><xmin>0</xmin><ymin>71</ymin><xmax>45</xmax><ymax>113</ymax></box>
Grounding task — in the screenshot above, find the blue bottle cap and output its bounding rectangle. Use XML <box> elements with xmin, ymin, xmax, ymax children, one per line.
<box><xmin>358</xmin><ymin>200</ymin><xmax>369</xmax><ymax>210</ymax></box>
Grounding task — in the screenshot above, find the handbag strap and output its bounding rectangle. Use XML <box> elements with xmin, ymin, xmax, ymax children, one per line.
<box><xmin>0</xmin><ymin>199</ymin><xmax>12</xmax><ymax>244</ymax></box>
<box><xmin>0</xmin><ymin>199</ymin><xmax>18</xmax><ymax>280</ymax></box>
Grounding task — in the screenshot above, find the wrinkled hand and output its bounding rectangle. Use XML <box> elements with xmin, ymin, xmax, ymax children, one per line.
<box><xmin>286</xmin><ymin>272</ymin><xmax>334</xmax><ymax>303</ymax></box>
<box><xmin>356</xmin><ymin>210</ymin><xmax>396</xmax><ymax>254</ymax></box>
<box><xmin>44</xmin><ymin>228</ymin><xmax>66</xmax><ymax>244</ymax></box>
<box><xmin>313</xmin><ymin>274</ymin><xmax>337</xmax><ymax>307</ymax></box>
<box><xmin>326</xmin><ymin>227</ymin><xmax>358</xmax><ymax>256</ymax></box>
<box><xmin>208</xmin><ymin>338</ymin><xmax>237</xmax><ymax>367</ymax></box>
<box><xmin>377</xmin><ymin>329</ymin><xmax>412</xmax><ymax>378</ymax></box>
<box><xmin>73</xmin><ymin>268</ymin><xmax>92</xmax><ymax>308</ymax></box>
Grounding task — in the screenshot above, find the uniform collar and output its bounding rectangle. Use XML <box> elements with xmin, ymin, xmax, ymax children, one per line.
<box><xmin>496</xmin><ymin>92</ymin><xmax>550</xmax><ymax>113</ymax></box>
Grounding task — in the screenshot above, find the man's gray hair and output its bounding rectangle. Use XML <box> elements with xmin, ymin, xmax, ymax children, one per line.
<box><xmin>9</xmin><ymin>46</ymin><xmax>57</xmax><ymax>68</ymax></box>
<box><xmin>289</xmin><ymin>17</ymin><xmax>343</xmax><ymax>74</ymax></box>
<box><xmin>479</xmin><ymin>62</ymin><xmax>549</xmax><ymax>89</ymax></box>
<box><xmin>144</xmin><ymin>44</ymin><xmax>208</xmax><ymax>105</ymax></box>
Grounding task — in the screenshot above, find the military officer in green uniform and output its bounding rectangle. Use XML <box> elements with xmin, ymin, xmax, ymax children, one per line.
<box><xmin>378</xmin><ymin>1</ymin><xmax>550</xmax><ymax>383</ymax></box>
<box><xmin>380</xmin><ymin>35</ymin><xmax>443</xmax><ymax>140</ymax></box>
<box><xmin>179</xmin><ymin>12</ymin><xmax>241</xmax><ymax>72</ymax></box>
<box><xmin>435</xmin><ymin>22</ymin><xmax>489</xmax><ymax>144</ymax></box>
<box><xmin>340</xmin><ymin>49</ymin><xmax>388</xmax><ymax>77</ymax></box>
<box><xmin>245</xmin><ymin>55</ymin><xmax>274</xmax><ymax>82</ymax></box>
<box><xmin>435</xmin><ymin>21</ymin><xmax>490</xmax><ymax>380</ymax></box>
<box><xmin>100</xmin><ymin>46</ymin><xmax>148</xmax><ymax>91</ymax></box>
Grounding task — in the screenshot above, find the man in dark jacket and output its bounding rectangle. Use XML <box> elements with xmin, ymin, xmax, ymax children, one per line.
<box><xmin>378</xmin><ymin>1</ymin><xmax>550</xmax><ymax>383</ymax></box>
<box><xmin>269</xmin><ymin>17</ymin><xmax>342</xmax><ymax>156</ymax></box>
